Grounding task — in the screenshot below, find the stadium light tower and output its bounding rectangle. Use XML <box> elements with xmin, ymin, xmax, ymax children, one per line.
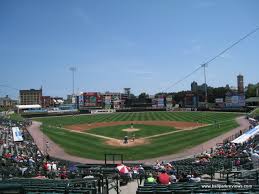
<box><xmin>201</xmin><ymin>63</ymin><xmax>208</xmax><ymax>107</ymax></box>
<box><xmin>69</xmin><ymin>67</ymin><xmax>76</xmax><ymax>96</ymax></box>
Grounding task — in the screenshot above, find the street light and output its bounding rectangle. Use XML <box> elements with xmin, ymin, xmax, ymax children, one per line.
<box><xmin>201</xmin><ymin>63</ymin><xmax>208</xmax><ymax>108</ymax></box>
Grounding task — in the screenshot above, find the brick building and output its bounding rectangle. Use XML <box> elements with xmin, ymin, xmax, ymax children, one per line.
<box><xmin>19</xmin><ymin>88</ymin><xmax>42</xmax><ymax>105</ymax></box>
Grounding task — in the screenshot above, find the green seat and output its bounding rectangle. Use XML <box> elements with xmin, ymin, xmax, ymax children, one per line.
<box><xmin>172</xmin><ymin>190</ymin><xmax>191</xmax><ymax>193</ymax></box>
<box><xmin>156</xmin><ymin>191</ymin><xmax>172</xmax><ymax>194</ymax></box>
<box><xmin>193</xmin><ymin>189</ymin><xmax>211</xmax><ymax>193</ymax></box>
<box><xmin>136</xmin><ymin>191</ymin><xmax>154</xmax><ymax>194</ymax></box>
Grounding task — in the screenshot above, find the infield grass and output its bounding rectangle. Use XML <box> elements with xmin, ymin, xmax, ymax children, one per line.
<box><xmin>86</xmin><ymin>124</ymin><xmax>178</xmax><ymax>139</ymax></box>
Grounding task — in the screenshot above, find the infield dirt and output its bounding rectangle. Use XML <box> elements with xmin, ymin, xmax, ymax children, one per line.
<box><xmin>65</xmin><ymin>121</ymin><xmax>207</xmax><ymax>147</ymax></box>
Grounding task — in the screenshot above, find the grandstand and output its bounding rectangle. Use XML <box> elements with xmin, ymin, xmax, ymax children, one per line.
<box><xmin>0</xmin><ymin>114</ymin><xmax>259</xmax><ymax>193</ymax></box>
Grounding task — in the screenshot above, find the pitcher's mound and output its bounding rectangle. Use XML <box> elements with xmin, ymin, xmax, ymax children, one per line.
<box><xmin>122</xmin><ymin>128</ymin><xmax>140</xmax><ymax>132</ymax></box>
<box><xmin>106</xmin><ymin>138</ymin><xmax>149</xmax><ymax>147</ymax></box>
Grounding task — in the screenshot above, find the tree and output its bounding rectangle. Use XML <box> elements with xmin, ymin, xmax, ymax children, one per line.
<box><xmin>246</xmin><ymin>83</ymin><xmax>259</xmax><ymax>98</ymax></box>
<box><xmin>138</xmin><ymin>93</ymin><xmax>149</xmax><ymax>102</ymax></box>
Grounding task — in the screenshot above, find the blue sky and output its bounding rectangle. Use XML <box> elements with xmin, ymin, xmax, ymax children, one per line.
<box><xmin>0</xmin><ymin>0</ymin><xmax>259</xmax><ymax>98</ymax></box>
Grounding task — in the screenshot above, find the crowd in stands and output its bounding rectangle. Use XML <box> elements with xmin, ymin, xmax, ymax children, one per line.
<box><xmin>0</xmin><ymin>118</ymin><xmax>79</xmax><ymax>180</ymax></box>
<box><xmin>0</xmin><ymin>115</ymin><xmax>258</xmax><ymax>193</ymax></box>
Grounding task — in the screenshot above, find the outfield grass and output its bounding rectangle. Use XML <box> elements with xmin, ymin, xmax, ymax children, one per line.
<box><xmin>36</xmin><ymin>111</ymin><xmax>241</xmax><ymax>126</ymax></box>
<box><xmin>37</xmin><ymin>111</ymin><xmax>242</xmax><ymax>160</ymax></box>
<box><xmin>86</xmin><ymin>124</ymin><xmax>178</xmax><ymax>139</ymax></box>
<box><xmin>41</xmin><ymin>119</ymin><xmax>238</xmax><ymax>160</ymax></box>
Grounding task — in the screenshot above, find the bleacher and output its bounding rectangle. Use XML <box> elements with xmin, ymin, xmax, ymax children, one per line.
<box><xmin>136</xmin><ymin>182</ymin><xmax>259</xmax><ymax>193</ymax></box>
<box><xmin>0</xmin><ymin>116</ymin><xmax>259</xmax><ymax>194</ymax></box>
<box><xmin>0</xmin><ymin>178</ymin><xmax>99</xmax><ymax>194</ymax></box>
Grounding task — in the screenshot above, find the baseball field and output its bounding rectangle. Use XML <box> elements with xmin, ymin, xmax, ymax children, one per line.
<box><xmin>36</xmin><ymin>111</ymin><xmax>241</xmax><ymax>160</ymax></box>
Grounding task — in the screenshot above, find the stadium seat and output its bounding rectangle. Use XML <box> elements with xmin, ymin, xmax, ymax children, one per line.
<box><xmin>193</xmin><ymin>189</ymin><xmax>211</xmax><ymax>193</ymax></box>
<box><xmin>136</xmin><ymin>191</ymin><xmax>154</xmax><ymax>194</ymax></box>
<box><xmin>155</xmin><ymin>191</ymin><xmax>172</xmax><ymax>194</ymax></box>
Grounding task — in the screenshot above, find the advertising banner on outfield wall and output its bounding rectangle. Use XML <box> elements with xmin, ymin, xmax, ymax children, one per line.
<box><xmin>225</xmin><ymin>95</ymin><xmax>245</xmax><ymax>107</ymax></box>
<box><xmin>166</xmin><ymin>95</ymin><xmax>172</xmax><ymax>110</ymax></box>
<box><xmin>215</xmin><ymin>98</ymin><xmax>224</xmax><ymax>103</ymax></box>
<box><xmin>79</xmin><ymin>95</ymin><xmax>84</xmax><ymax>106</ymax></box>
<box><xmin>104</xmin><ymin>96</ymin><xmax>112</xmax><ymax>109</ymax></box>
<box><xmin>105</xmin><ymin>96</ymin><xmax>112</xmax><ymax>104</ymax></box>
<box><xmin>84</xmin><ymin>92</ymin><xmax>98</xmax><ymax>107</ymax></box>
<box><xmin>166</xmin><ymin>95</ymin><xmax>172</xmax><ymax>104</ymax></box>
<box><xmin>157</xmin><ymin>98</ymin><xmax>165</xmax><ymax>107</ymax></box>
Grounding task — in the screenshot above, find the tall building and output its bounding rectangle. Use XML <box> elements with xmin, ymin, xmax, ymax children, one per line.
<box><xmin>41</xmin><ymin>96</ymin><xmax>51</xmax><ymax>108</ymax></box>
<box><xmin>191</xmin><ymin>81</ymin><xmax>198</xmax><ymax>93</ymax></box>
<box><xmin>19</xmin><ymin>88</ymin><xmax>42</xmax><ymax>105</ymax></box>
<box><xmin>237</xmin><ymin>74</ymin><xmax>244</xmax><ymax>94</ymax></box>
<box><xmin>124</xmin><ymin>88</ymin><xmax>131</xmax><ymax>97</ymax></box>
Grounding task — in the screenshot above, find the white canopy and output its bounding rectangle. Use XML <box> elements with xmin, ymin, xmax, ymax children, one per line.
<box><xmin>232</xmin><ymin>125</ymin><xmax>259</xmax><ymax>144</ymax></box>
<box><xmin>16</xmin><ymin>104</ymin><xmax>41</xmax><ymax>109</ymax></box>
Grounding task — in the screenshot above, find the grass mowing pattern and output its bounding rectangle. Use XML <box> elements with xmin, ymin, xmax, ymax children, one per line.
<box><xmin>41</xmin><ymin>119</ymin><xmax>238</xmax><ymax>160</ymax></box>
<box><xmin>86</xmin><ymin>124</ymin><xmax>178</xmax><ymax>139</ymax></box>
<box><xmin>38</xmin><ymin>111</ymin><xmax>241</xmax><ymax>160</ymax></box>
<box><xmin>36</xmin><ymin>111</ymin><xmax>241</xmax><ymax>126</ymax></box>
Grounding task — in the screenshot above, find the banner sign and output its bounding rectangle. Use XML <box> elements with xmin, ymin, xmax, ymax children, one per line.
<box><xmin>225</xmin><ymin>95</ymin><xmax>245</xmax><ymax>107</ymax></box>
<box><xmin>215</xmin><ymin>98</ymin><xmax>224</xmax><ymax>103</ymax></box>
<box><xmin>12</xmin><ymin>127</ymin><xmax>23</xmax><ymax>142</ymax></box>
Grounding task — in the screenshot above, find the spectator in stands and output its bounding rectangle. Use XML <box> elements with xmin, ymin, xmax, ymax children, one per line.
<box><xmin>146</xmin><ymin>173</ymin><xmax>156</xmax><ymax>184</ymax></box>
<box><xmin>190</xmin><ymin>172</ymin><xmax>201</xmax><ymax>183</ymax></box>
<box><xmin>178</xmin><ymin>173</ymin><xmax>188</xmax><ymax>182</ymax></box>
<box><xmin>169</xmin><ymin>173</ymin><xmax>177</xmax><ymax>183</ymax></box>
<box><xmin>154</xmin><ymin>160</ymin><xmax>161</xmax><ymax>170</ymax></box>
<box><xmin>138</xmin><ymin>165</ymin><xmax>145</xmax><ymax>185</ymax></box>
<box><xmin>158</xmin><ymin>169</ymin><xmax>170</xmax><ymax>185</ymax></box>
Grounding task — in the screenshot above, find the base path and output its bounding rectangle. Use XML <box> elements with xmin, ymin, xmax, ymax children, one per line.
<box><xmin>27</xmin><ymin>116</ymin><xmax>249</xmax><ymax>164</ymax></box>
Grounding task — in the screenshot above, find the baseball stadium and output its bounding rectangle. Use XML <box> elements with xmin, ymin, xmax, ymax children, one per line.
<box><xmin>1</xmin><ymin>109</ymin><xmax>259</xmax><ymax>194</ymax></box>
<box><xmin>1</xmin><ymin>1</ymin><xmax>259</xmax><ymax>193</ymax></box>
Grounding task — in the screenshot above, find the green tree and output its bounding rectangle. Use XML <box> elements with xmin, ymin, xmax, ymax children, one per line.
<box><xmin>138</xmin><ymin>93</ymin><xmax>149</xmax><ymax>102</ymax></box>
<box><xmin>246</xmin><ymin>83</ymin><xmax>259</xmax><ymax>98</ymax></box>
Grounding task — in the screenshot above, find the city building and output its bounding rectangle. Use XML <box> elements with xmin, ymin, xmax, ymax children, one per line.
<box><xmin>19</xmin><ymin>88</ymin><xmax>42</xmax><ymax>105</ymax></box>
<box><xmin>41</xmin><ymin>96</ymin><xmax>64</xmax><ymax>108</ymax></box>
<box><xmin>0</xmin><ymin>95</ymin><xmax>15</xmax><ymax>109</ymax></box>
<box><xmin>124</xmin><ymin>88</ymin><xmax>131</xmax><ymax>98</ymax></box>
<box><xmin>41</xmin><ymin>96</ymin><xmax>51</xmax><ymax>108</ymax></box>
<box><xmin>191</xmin><ymin>81</ymin><xmax>198</xmax><ymax>93</ymax></box>
<box><xmin>237</xmin><ymin>74</ymin><xmax>244</xmax><ymax>94</ymax></box>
